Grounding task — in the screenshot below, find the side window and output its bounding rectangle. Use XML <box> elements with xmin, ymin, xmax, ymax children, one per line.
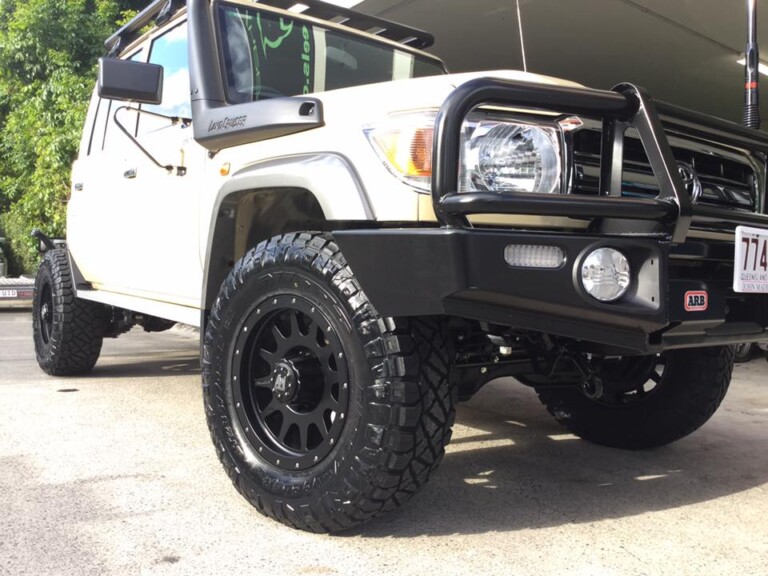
<box><xmin>97</xmin><ymin>50</ymin><xmax>144</xmax><ymax>153</ymax></box>
<box><xmin>82</xmin><ymin>86</ymin><xmax>102</xmax><ymax>156</ymax></box>
<box><xmin>140</xmin><ymin>22</ymin><xmax>190</xmax><ymax>134</ymax></box>
<box><xmin>89</xmin><ymin>96</ymin><xmax>113</xmax><ymax>155</ymax></box>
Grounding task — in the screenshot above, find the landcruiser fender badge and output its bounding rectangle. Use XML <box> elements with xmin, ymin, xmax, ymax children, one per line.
<box><xmin>684</xmin><ymin>290</ymin><xmax>708</xmax><ymax>312</ymax></box>
<box><xmin>208</xmin><ymin>116</ymin><xmax>248</xmax><ymax>133</ymax></box>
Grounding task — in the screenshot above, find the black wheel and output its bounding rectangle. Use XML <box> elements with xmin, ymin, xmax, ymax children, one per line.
<box><xmin>203</xmin><ymin>233</ymin><xmax>455</xmax><ymax>532</ymax></box>
<box><xmin>33</xmin><ymin>250</ymin><xmax>106</xmax><ymax>376</ymax></box>
<box><xmin>536</xmin><ymin>346</ymin><xmax>734</xmax><ymax>449</ymax></box>
<box><xmin>733</xmin><ymin>342</ymin><xmax>755</xmax><ymax>363</ymax></box>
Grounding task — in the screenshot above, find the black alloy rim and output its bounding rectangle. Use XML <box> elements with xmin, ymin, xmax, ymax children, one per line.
<box><xmin>39</xmin><ymin>281</ymin><xmax>53</xmax><ymax>345</ymax></box>
<box><xmin>231</xmin><ymin>294</ymin><xmax>350</xmax><ymax>471</ymax></box>
<box><xmin>593</xmin><ymin>354</ymin><xmax>666</xmax><ymax>406</ymax></box>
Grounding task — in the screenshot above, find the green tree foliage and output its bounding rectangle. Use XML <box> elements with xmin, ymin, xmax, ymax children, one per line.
<box><xmin>0</xmin><ymin>0</ymin><xmax>144</xmax><ymax>275</ymax></box>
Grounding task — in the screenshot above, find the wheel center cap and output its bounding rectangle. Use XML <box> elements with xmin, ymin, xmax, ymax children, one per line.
<box><xmin>272</xmin><ymin>361</ymin><xmax>297</xmax><ymax>404</ymax></box>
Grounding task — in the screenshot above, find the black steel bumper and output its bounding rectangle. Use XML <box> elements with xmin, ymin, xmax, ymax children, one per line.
<box><xmin>334</xmin><ymin>228</ymin><xmax>768</xmax><ymax>354</ymax></box>
<box><xmin>337</xmin><ymin>78</ymin><xmax>768</xmax><ymax>354</ymax></box>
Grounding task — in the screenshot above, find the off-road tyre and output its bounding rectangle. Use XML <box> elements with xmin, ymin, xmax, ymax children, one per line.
<box><xmin>202</xmin><ymin>233</ymin><xmax>456</xmax><ymax>532</ymax></box>
<box><xmin>33</xmin><ymin>249</ymin><xmax>106</xmax><ymax>376</ymax></box>
<box><xmin>536</xmin><ymin>346</ymin><xmax>734</xmax><ymax>449</ymax></box>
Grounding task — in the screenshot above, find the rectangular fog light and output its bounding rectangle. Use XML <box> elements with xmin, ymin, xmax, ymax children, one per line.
<box><xmin>504</xmin><ymin>245</ymin><xmax>565</xmax><ymax>269</ymax></box>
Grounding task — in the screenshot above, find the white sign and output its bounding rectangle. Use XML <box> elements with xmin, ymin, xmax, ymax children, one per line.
<box><xmin>734</xmin><ymin>225</ymin><xmax>768</xmax><ymax>293</ymax></box>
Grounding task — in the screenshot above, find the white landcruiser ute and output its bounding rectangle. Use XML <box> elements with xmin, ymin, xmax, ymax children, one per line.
<box><xmin>33</xmin><ymin>0</ymin><xmax>768</xmax><ymax>532</ymax></box>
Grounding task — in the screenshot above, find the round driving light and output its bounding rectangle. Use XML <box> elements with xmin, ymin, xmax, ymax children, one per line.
<box><xmin>580</xmin><ymin>248</ymin><xmax>631</xmax><ymax>302</ymax></box>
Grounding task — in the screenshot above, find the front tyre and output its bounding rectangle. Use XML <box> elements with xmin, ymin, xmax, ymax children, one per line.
<box><xmin>33</xmin><ymin>250</ymin><xmax>106</xmax><ymax>376</ymax></box>
<box><xmin>202</xmin><ymin>233</ymin><xmax>455</xmax><ymax>532</ymax></box>
<box><xmin>536</xmin><ymin>346</ymin><xmax>734</xmax><ymax>449</ymax></box>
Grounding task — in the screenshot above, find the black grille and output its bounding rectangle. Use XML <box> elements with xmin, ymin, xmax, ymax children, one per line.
<box><xmin>572</xmin><ymin>127</ymin><xmax>757</xmax><ymax>212</ymax></box>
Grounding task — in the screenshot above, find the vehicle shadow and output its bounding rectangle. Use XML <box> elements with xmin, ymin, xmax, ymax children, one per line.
<box><xmin>352</xmin><ymin>378</ymin><xmax>768</xmax><ymax>537</ymax></box>
<box><xmin>88</xmin><ymin>329</ymin><xmax>200</xmax><ymax>378</ymax></box>
<box><xmin>91</xmin><ymin>352</ymin><xmax>200</xmax><ymax>378</ymax></box>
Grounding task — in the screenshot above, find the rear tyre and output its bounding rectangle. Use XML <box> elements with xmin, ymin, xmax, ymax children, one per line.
<box><xmin>203</xmin><ymin>233</ymin><xmax>456</xmax><ymax>532</ymax></box>
<box><xmin>733</xmin><ymin>342</ymin><xmax>755</xmax><ymax>363</ymax></box>
<box><xmin>536</xmin><ymin>346</ymin><xmax>734</xmax><ymax>449</ymax></box>
<box><xmin>33</xmin><ymin>250</ymin><xmax>106</xmax><ymax>376</ymax></box>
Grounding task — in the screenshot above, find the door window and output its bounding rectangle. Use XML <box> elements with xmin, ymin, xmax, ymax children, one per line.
<box><xmin>140</xmin><ymin>22</ymin><xmax>190</xmax><ymax>133</ymax></box>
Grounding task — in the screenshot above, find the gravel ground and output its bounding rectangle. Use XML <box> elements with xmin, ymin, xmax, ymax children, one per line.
<box><xmin>1</xmin><ymin>309</ymin><xmax>767</xmax><ymax>576</ymax></box>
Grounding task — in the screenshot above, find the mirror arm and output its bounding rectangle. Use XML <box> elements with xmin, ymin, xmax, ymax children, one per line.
<box><xmin>113</xmin><ymin>106</ymin><xmax>189</xmax><ymax>176</ymax></box>
<box><xmin>137</xmin><ymin>106</ymin><xmax>192</xmax><ymax>128</ymax></box>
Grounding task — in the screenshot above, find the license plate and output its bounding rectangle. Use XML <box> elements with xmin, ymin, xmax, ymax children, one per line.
<box><xmin>734</xmin><ymin>225</ymin><xmax>768</xmax><ymax>293</ymax></box>
<box><xmin>0</xmin><ymin>289</ymin><xmax>17</xmax><ymax>298</ymax></box>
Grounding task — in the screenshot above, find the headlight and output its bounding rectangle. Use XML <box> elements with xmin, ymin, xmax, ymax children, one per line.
<box><xmin>365</xmin><ymin>110</ymin><xmax>572</xmax><ymax>195</ymax></box>
<box><xmin>364</xmin><ymin>111</ymin><xmax>436</xmax><ymax>192</ymax></box>
<box><xmin>459</xmin><ymin>113</ymin><xmax>562</xmax><ymax>194</ymax></box>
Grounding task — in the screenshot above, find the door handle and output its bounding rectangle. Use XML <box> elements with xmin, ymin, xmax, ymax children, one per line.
<box><xmin>73</xmin><ymin>183</ymin><xmax>84</xmax><ymax>191</ymax></box>
<box><xmin>123</xmin><ymin>168</ymin><xmax>137</xmax><ymax>179</ymax></box>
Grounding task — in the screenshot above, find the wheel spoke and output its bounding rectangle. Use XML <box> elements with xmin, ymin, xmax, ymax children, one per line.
<box><xmin>272</xmin><ymin>324</ymin><xmax>288</xmax><ymax>343</ymax></box>
<box><xmin>318</xmin><ymin>393</ymin><xmax>338</xmax><ymax>411</ymax></box>
<box><xmin>305</xmin><ymin>319</ymin><xmax>320</xmax><ymax>342</ymax></box>
<box><xmin>315</xmin><ymin>414</ymin><xmax>329</xmax><ymax>436</ymax></box>
<box><xmin>298</xmin><ymin>422</ymin><xmax>309</xmax><ymax>451</ymax></box>
<box><xmin>253</xmin><ymin>375</ymin><xmax>274</xmax><ymax>388</ymax></box>
<box><xmin>261</xmin><ymin>398</ymin><xmax>281</xmax><ymax>418</ymax></box>
<box><xmin>649</xmin><ymin>371</ymin><xmax>662</xmax><ymax>385</ymax></box>
<box><xmin>289</xmin><ymin>310</ymin><xmax>301</xmax><ymax>338</ymax></box>
<box><xmin>259</xmin><ymin>348</ymin><xmax>278</xmax><ymax>364</ymax></box>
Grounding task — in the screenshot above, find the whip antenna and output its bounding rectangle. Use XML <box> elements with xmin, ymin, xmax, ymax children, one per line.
<box><xmin>516</xmin><ymin>0</ymin><xmax>528</xmax><ymax>73</ymax></box>
<box><xmin>743</xmin><ymin>0</ymin><xmax>761</xmax><ymax>129</ymax></box>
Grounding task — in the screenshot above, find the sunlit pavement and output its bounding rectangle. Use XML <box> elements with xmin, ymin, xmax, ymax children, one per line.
<box><xmin>1</xmin><ymin>309</ymin><xmax>767</xmax><ymax>576</ymax></box>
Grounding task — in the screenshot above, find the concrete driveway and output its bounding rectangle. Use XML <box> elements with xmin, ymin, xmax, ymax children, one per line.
<box><xmin>1</xmin><ymin>309</ymin><xmax>767</xmax><ymax>576</ymax></box>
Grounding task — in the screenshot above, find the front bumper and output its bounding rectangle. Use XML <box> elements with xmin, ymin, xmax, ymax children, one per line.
<box><xmin>334</xmin><ymin>228</ymin><xmax>768</xmax><ymax>354</ymax></box>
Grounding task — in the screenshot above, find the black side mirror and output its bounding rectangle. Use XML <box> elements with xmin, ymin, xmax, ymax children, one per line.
<box><xmin>98</xmin><ymin>57</ymin><xmax>163</xmax><ymax>104</ymax></box>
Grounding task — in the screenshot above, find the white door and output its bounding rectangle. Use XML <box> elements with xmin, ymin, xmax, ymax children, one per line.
<box><xmin>69</xmin><ymin>21</ymin><xmax>205</xmax><ymax>308</ymax></box>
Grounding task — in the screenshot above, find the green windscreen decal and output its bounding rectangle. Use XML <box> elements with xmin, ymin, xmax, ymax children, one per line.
<box><xmin>228</xmin><ymin>8</ymin><xmax>314</xmax><ymax>99</ymax></box>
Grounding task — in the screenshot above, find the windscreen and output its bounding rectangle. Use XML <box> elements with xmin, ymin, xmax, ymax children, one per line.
<box><xmin>217</xmin><ymin>3</ymin><xmax>446</xmax><ymax>103</ymax></box>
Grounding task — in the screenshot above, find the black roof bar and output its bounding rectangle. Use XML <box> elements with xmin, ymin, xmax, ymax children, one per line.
<box><xmin>105</xmin><ymin>0</ymin><xmax>434</xmax><ymax>57</ymax></box>
<box><xmin>249</xmin><ymin>0</ymin><xmax>434</xmax><ymax>49</ymax></box>
<box><xmin>105</xmin><ymin>0</ymin><xmax>183</xmax><ymax>55</ymax></box>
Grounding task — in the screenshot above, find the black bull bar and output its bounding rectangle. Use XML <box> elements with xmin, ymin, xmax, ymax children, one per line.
<box><xmin>430</xmin><ymin>78</ymin><xmax>768</xmax><ymax>241</ymax></box>
<box><xmin>335</xmin><ymin>78</ymin><xmax>768</xmax><ymax>353</ymax></box>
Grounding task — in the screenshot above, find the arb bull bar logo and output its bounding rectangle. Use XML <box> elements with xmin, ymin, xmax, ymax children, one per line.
<box><xmin>684</xmin><ymin>290</ymin><xmax>708</xmax><ymax>312</ymax></box>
